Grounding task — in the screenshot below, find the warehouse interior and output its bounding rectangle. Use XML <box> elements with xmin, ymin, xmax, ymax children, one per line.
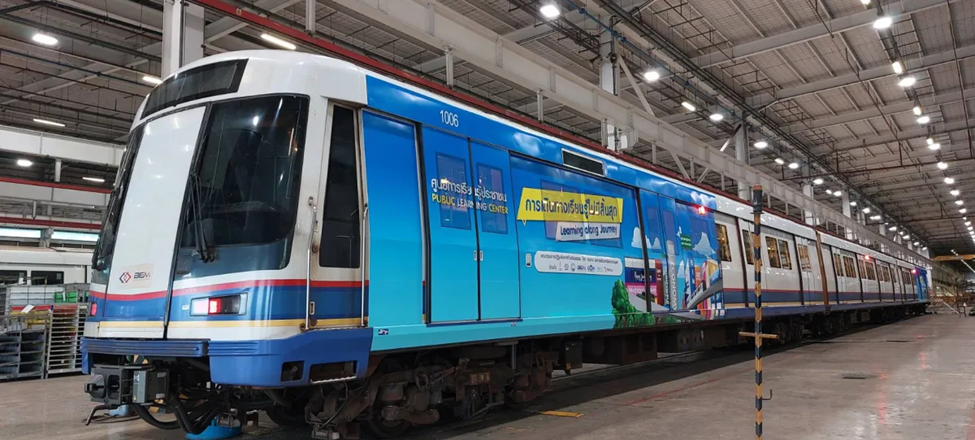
<box><xmin>0</xmin><ymin>0</ymin><xmax>974</xmax><ymax>439</ymax></box>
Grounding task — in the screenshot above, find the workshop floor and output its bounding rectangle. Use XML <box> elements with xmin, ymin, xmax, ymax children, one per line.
<box><xmin>3</xmin><ymin>313</ymin><xmax>972</xmax><ymax>440</ymax></box>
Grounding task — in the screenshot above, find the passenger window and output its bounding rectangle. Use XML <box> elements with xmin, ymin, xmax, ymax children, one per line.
<box><xmin>30</xmin><ymin>270</ymin><xmax>63</xmax><ymax>285</ymax></box>
<box><xmin>742</xmin><ymin>229</ymin><xmax>754</xmax><ymax>265</ymax></box>
<box><xmin>435</xmin><ymin>153</ymin><xmax>472</xmax><ymax>230</ymax></box>
<box><xmin>797</xmin><ymin>245</ymin><xmax>811</xmax><ymax>271</ymax></box>
<box><xmin>857</xmin><ymin>259</ymin><xmax>866</xmax><ymax>279</ymax></box>
<box><xmin>475</xmin><ymin>163</ymin><xmax>507</xmax><ymax>235</ymax></box>
<box><xmin>844</xmin><ymin>256</ymin><xmax>856</xmax><ymax>278</ymax></box>
<box><xmin>320</xmin><ymin>106</ymin><xmax>362</xmax><ymax>268</ymax></box>
<box><xmin>0</xmin><ymin>270</ymin><xmax>26</xmax><ymax>285</ymax></box>
<box><xmin>777</xmin><ymin>239</ymin><xmax>792</xmax><ymax>270</ymax></box>
<box><xmin>866</xmin><ymin>262</ymin><xmax>877</xmax><ymax>281</ymax></box>
<box><xmin>833</xmin><ymin>253</ymin><xmax>844</xmax><ymax>277</ymax></box>
<box><xmin>716</xmin><ymin>224</ymin><xmax>732</xmax><ymax>262</ymax></box>
<box><xmin>766</xmin><ymin>237</ymin><xmax>781</xmax><ymax>268</ymax></box>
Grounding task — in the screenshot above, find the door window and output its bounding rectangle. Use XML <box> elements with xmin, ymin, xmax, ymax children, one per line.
<box><xmin>742</xmin><ymin>229</ymin><xmax>754</xmax><ymax>265</ymax></box>
<box><xmin>766</xmin><ymin>237</ymin><xmax>781</xmax><ymax>268</ymax></box>
<box><xmin>833</xmin><ymin>253</ymin><xmax>844</xmax><ymax>277</ymax></box>
<box><xmin>319</xmin><ymin>106</ymin><xmax>361</xmax><ymax>268</ymax></box>
<box><xmin>716</xmin><ymin>224</ymin><xmax>732</xmax><ymax>262</ymax></box>
<box><xmin>777</xmin><ymin>239</ymin><xmax>792</xmax><ymax>270</ymax></box>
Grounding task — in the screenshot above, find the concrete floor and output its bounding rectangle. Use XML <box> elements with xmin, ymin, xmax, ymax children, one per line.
<box><xmin>3</xmin><ymin>314</ymin><xmax>973</xmax><ymax>440</ymax></box>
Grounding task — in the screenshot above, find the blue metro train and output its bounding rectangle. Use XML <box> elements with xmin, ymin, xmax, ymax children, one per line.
<box><xmin>81</xmin><ymin>51</ymin><xmax>930</xmax><ymax>438</ymax></box>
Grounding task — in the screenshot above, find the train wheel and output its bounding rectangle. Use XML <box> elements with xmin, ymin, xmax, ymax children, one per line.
<box><xmin>364</xmin><ymin>409</ymin><xmax>410</xmax><ymax>439</ymax></box>
<box><xmin>265</xmin><ymin>389</ymin><xmax>311</xmax><ymax>428</ymax></box>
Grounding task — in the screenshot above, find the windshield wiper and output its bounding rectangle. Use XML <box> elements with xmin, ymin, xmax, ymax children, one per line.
<box><xmin>188</xmin><ymin>173</ymin><xmax>215</xmax><ymax>263</ymax></box>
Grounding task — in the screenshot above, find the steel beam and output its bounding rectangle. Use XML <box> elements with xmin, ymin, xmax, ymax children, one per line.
<box><xmin>691</xmin><ymin>0</ymin><xmax>948</xmax><ymax>67</ymax></box>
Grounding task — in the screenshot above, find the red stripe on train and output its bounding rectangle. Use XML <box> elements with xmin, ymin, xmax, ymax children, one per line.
<box><xmin>90</xmin><ymin>279</ymin><xmax>368</xmax><ymax>301</ymax></box>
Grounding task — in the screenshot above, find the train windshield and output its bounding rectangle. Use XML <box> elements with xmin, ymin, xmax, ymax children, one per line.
<box><xmin>181</xmin><ymin>95</ymin><xmax>308</xmax><ymax>250</ymax></box>
<box><xmin>92</xmin><ymin>125</ymin><xmax>145</xmax><ymax>270</ymax></box>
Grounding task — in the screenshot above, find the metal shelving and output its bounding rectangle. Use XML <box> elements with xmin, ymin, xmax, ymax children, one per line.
<box><xmin>0</xmin><ymin>314</ymin><xmax>49</xmax><ymax>380</ymax></box>
<box><xmin>45</xmin><ymin>305</ymin><xmax>87</xmax><ymax>376</ymax></box>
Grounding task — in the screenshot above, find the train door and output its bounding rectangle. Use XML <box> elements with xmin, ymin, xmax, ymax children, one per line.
<box><xmin>797</xmin><ymin>238</ymin><xmax>821</xmax><ymax>305</ymax></box>
<box><xmin>469</xmin><ymin>141</ymin><xmax>519</xmax><ymax>320</ymax></box>
<box><xmin>639</xmin><ymin>192</ymin><xmax>669</xmax><ymax>310</ymax></box>
<box><xmin>421</xmin><ymin>127</ymin><xmax>481</xmax><ymax>322</ymax></box>
<box><xmin>651</xmin><ymin>195</ymin><xmax>683</xmax><ymax>310</ymax></box>
<box><xmin>310</xmin><ymin>105</ymin><xmax>367</xmax><ymax>328</ymax></box>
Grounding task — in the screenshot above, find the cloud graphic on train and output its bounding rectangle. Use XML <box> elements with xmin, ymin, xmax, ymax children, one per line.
<box><xmin>630</xmin><ymin>227</ymin><xmax>661</xmax><ymax>250</ymax></box>
<box><xmin>692</xmin><ymin>233</ymin><xmax>715</xmax><ymax>256</ymax></box>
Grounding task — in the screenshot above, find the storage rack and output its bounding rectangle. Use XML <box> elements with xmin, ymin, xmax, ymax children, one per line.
<box><xmin>45</xmin><ymin>305</ymin><xmax>87</xmax><ymax>376</ymax></box>
<box><xmin>0</xmin><ymin>313</ymin><xmax>50</xmax><ymax>380</ymax></box>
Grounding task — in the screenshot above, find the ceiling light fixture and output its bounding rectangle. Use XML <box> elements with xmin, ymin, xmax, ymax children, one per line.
<box><xmin>643</xmin><ymin>70</ymin><xmax>660</xmax><ymax>82</ymax></box>
<box><xmin>892</xmin><ymin>61</ymin><xmax>904</xmax><ymax>74</ymax></box>
<box><xmin>539</xmin><ymin>3</ymin><xmax>561</xmax><ymax>18</ymax></box>
<box><xmin>833</xmin><ymin>190</ymin><xmax>842</xmax><ymax>196</ymax></box>
<box><xmin>825</xmin><ymin>189</ymin><xmax>833</xmax><ymax>195</ymax></box>
<box><xmin>863</xmin><ymin>207</ymin><xmax>871</xmax><ymax>213</ymax></box>
<box><xmin>870</xmin><ymin>215</ymin><xmax>882</xmax><ymax>220</ymax></box>
<box><xmin>16</xmin><ymin>159</ymin><xmax>32</xmax><ymax>167</ymax></box>
<box><xmin>260</xmin><ymin>33</ymin><xmax>297</xmax><ymax>50</ymax></box>
<box><xmin>962</xmin><ymin>208</ymin><xmax>969</xmax><ymax>214</ymax></box>
<box><xmin>860</xmin><ymin>0</ymin><xmax>870</xmax><ymax>4</ymax></box>
<box><xmin>681</xmin><ymin>101</ymin><xmax>697</xmax><ymax>112</ymax></box>
<box><xmin>850</xmin><ymin>201</ymin><xmax>858</xmax><ymax>206</ymax></box>
<box><xmin>82</xmin><ymin>177</ymin><xmax>105</xmax><ymax>183</ymax></box>
<box><xmin>912</xmin><ymin>106</ymin><xmax>922</xmax><ymax>116</ymax></box>
<box><xmin>889</xmin><ymin>226</ymin><xmax>898</xmax><ymax>231</ymax></box>
<box><xmin>927</xmin><ymin>137</ymin><xmax>934</xmax><ymax>145</ymax></box>
<box><xmin>31</xmin><ymin>32</ymin><xmax>58</xmax><ymax>46</ymax></box>
<box><xmin>957</xmin><ymin>200</ymin><xmax>965</xmax><ymax>206</ymax></box>
<box><xmin>709</xmin><ymin>113</ymin><xmax>724</xmax><ymax>122</ymax></box>
<box><xmin>917</xmin><ymin>115</ymin><xmax>931</xmax><ymax>124</ymax></box>
<box><xmin>813</xmin><ymin>178</ymin><xmax>824</xmax><ymax>185</ymax></box>
<box><xmin>754</xmin><ymin>141</ymin><xmax>768</xmax><ymax>149</ymax></box>
<box><xmin>873</xmin><ymin>16</ymin><xmax>893</xmax><ymax>29</ymax></box>
<box><xmin>898</xmin><ymin>76</ymin><xmax>917</xmax><ymax>87</ymax></box>
<box><xmin>788</xmin><ymin>162</ymin><xmax>800</xmax><ymax>170</ymax></box>
<box><xmin>33</xmin><ymin>118</ymin><xmax>65</xmax><ymax>127</ymax></box>
<box><xmin>938</xmin><ymin>161</ymin><xmax>949</xmax><ymax>170</ymax></box>
<box><xmin>142</xmin><ymin>75</ymin><xmax>162</xmax><ymax>85</ymax></box>
<box><xmin>951</xmin><ymin>189</ymin><xmax>961</xmax><ymax>196</ymax></box>
<box><xmin>774</xmin><ymin>158</ymin><xmax>785</xmax><ymax>165</ymax></box>
<box><xmin>929</xmin><ymin>142</ymin><xmax>941</xmax><ymax>151</ymax></box>
<box><xmin>946</xmin><ymin>177</ymin><xmax>956</xmax><ymax>185</ymax></box>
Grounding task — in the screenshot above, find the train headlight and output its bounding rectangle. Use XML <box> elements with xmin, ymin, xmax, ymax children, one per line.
<box><xmin>190</xmin><ymin>294</ymin><xmax>245</xmax><ymax>316</ymax></box>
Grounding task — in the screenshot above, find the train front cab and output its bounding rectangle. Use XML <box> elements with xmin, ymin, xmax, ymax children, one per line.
<box><xmin>82</xmin><ymin>54</ymin><xmax>377</xmax><ymax>422</ymax></box>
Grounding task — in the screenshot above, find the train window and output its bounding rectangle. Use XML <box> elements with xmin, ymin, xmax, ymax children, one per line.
<box><xmin>475</xmin><ymin>163</ymin><xmax>508</xmax><ymax>235</ymax></box>
<box><xmin>0</xmin><ymin>270</ymin><xmax>25</xmax><ymax>285</ymax></box>
<box><xmin>797</xmin><ymin>245</ymin><xmax>811</xmax><ymax>271</ymax></box>
<box><xmin>865</xmin><ymin>262</ymin><xmax>877</xmax><ymax>281</ymax></box>
<box><xmin>435</xmin><ymin>153</ymin><xmax>472</xmax><ymax>230</ymax></box>
<box><xmin>30</xmin><ymin>271</ymin><xmax>63</xmax><ymax>285</ymax></box>
<box><xmin>832</xmin><ymin>253</ymin><xmax>844</xmax><ymax>277</ymax></box>
<box><xmin>902</xmin><ymin>270</ymin><xmax>911</xmax><ymax>285</ymax></box>
<box><xmin>765</xmin><ymin>237</ymin><xmax>781</xmax><ymax>268</ymax></box>
<box><xmin>715</xmin><ymin>224</ymin><xmax>732</xmax><ymax>262</ymax></box>
<box><xmin>881</xmin><ymin>266</ymin><xmax>891</xmax><ymax>283</ymax></box>
<box><xmin>843</xmin><ymin>256</ymin><xmax>857</xmax><ymax>279</ymax></box>
<box><xmin>184</xmin><ymin>95</ymin><xmax>308</xmax><ymax>252</ymax></box>
<box><xmin>741</xmin><ymin>229</ymin><xmax>754</xmax><ymax>265</ymax></box>
<box><xmin>319</xmin><ymin>106</ymin><xmax>362</xmax><ymax>268</ymax></box>
<box><xmin>857</xmin><ymin>259</ymin><xmax>866</xmax><ymax>280</ymax></box>
<box><xmin>93</xmin><ymin>124</ymin><xmax>145</xmax><ymax>270</ymax></box>
<box><xmin>777</xmin><ymin>239</ymin><xmax>792</xmax><ymax>270</ymax></box>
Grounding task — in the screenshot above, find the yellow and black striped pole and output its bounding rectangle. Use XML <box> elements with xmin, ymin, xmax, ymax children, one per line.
<box><xmin>740</xmin><ymin>185</ymin><xmax>776</xmax><ymax>439</ymax></box>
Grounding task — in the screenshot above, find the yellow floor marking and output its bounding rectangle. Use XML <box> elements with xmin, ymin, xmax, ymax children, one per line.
<box><xmin>537</xmin><ymin>410</ymin><xmax>583</xmax><ymax>418</ymax></box>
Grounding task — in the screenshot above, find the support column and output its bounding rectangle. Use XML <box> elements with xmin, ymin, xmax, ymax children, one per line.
<box><xmin>735</xmin><ymin>124</ymin><xmax>748</xmax><ymax>200</ymax></box>
<box><xmin>162</xmin><ymin>0</ymin><xmax>204</xmax><ymax>76</ymax></box>
<box><xmin>598</xmin><ymin>17</ymin><xmax>624</xmax><ymax>151</ymax></box>
<box><xmin>841</xmin><ymin>192</ymin><xmax>853</xmax><ymax>240</ymax></box>
<box><xmin>54</xmin><ymin>158</ymin><xmax>61</xmax><ymax>183</ymax></box>
<box><xmin>802</xmin><ymin>183</ymin><xmax>814</xmax><ymax>225</ymax></box>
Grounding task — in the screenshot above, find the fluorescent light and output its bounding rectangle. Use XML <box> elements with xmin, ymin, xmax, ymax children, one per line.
<box><xmin>929</xmin><ymin>142</ymin><xmax>941</xmax><ymax>151</ymax></box>
<box><xmin>889</xmin><ymin>226</ymin><xmax>897</xmax><ymax>231</ymax></box>
<box><xmin>833</xmin><ymin>190</ymin><xmax>842</xmax><ymax>196</ymax></box>
<box><xmin>873</xmin><ymin>16</ymin><xmax>893</xmax><ymax>29</ymax></box>
<box><xmin>892</xmin><ymin>61</ymin><xmax>904</xmax><ymax>74</ymax></box>
<box><xmin>850</xmin><ymin>201</ymin><xmax>858</xmax><ymax>206</ymax></box>
<box><xmin>50</xmin><ymin>231</ymin><xmax>98</xmax><ymax>242</ymax></box>
<box><xmin>813</xmin><ymin>177</ymin><xmax>824</xmax><ymax>185</ymax></box>
<box><xmin>956</xmin><ymin>200</ymin><xmax>965</xmax><ymax>205</ymax></box>
<box><xmin>540</xmin><ymin>3</ymin><xmax>561</xmax><ymax>18</ymax></box>
<box><xmin>863</xmin><ymin>208</ymin><xmax>871</xmax><ymax>213</ymax></box>
<box><xmin>709</xmin><ymin>113</ymin><xmax>724</xmax><ymax>122</ymax></box>
<box><xmin>860</xmin><ymin>0</ymin><xmax>870</xmax><ymax>4</ymax></box>
<box><xmin>260</xmin><ymin>33</ymin><xmax>297</xmax><ymax>50</ymax></box>
<box><xmin>681</xmin><ymin>101</ymin><xmax>697</xmax><ymax>111</ymax></box>
<box><xmin>31</xmin><ymin>33</ymin><xmax>58</xmax><ymax>46</ymax></box>
<box><xmin>643</xmin><ymin>70</ymin><xmax>660</xmax><ymax>82</ymax></box>
<box><xmin>754</xmin><ymin>141</ymin><xmax>768</xmax><ymax>149</ymax></box>
<box><xmin>871</xmin><ymin>215</ymin><xmax>882</xmax><ymax>220</ymax></box>
<box><xmin>774</xmin><ymin>158</ymin><xmax>785</xmax><ymax>165</ymax></box>
<box><xmin>946</xmin><ymin>177</ymin><xmax>956</xmax><ymax>184</ymax></box>
<box><xmin>142</xmin><ymin>75</ymin><xmax>162</xmax><ymax>85</ymax></box>
<box><xmin>16</xmin><ymin>159</ymin><xmax>32</xmax><ymax>167</ymax></box>
<box><xmin>914</xmin><ymin>241</ymin><xmax>919</xmax><ymax>246</ymax></box>
<box><xmin>938</xmin><ymin>161</ymin><xmax>948</xmax><ymax>170</ymax></box>
<box><xmin>82</xmin><ymin>176</ymin><xmax>105</xmax><ymax>183</ymax></box>
<box><xmin>912</xmin><ymin>106</ymin><xmax>922</xmax><ymax>116</ymax></box>
<box><xmin>0</xmin><ymin>227</ymin><xmax>41</xmax><ymax>239</ymax></box>
<box><xmin>927</xmin><ymin>137</ymin><xmax>934</xmax><ymax>145</ymax></box>
<box><xmin>951</xmin><ymin>189</ymin><xmax>960</xmax><ymax>196</ymax></box>
<box><xmin>33</xmin><ymin>118</ymin><xmax>65</xmax><ymax>127</ymax></box>
<box><xmin>962</xmin><ymin>208</ymin><xmax>968</xmax><ymax>214</ymax></box>
<box><xmin>788</xmin><ymin>162</ymin><xmax>800</xmax><ymax>169</ymax></box>
<box><xmin>917</xmin><ymin>115</ymin><xmax>931</xmax><ymax>124</ymax></box>
<box><xmin>898</xmin><ymin>76</ymin><xmax>917</xmax><ymax>87</ymax></box>
<box><xmin>825</xmin><ymin>189</ymin><xmax>833</xmax><ymax>195</ymax></box>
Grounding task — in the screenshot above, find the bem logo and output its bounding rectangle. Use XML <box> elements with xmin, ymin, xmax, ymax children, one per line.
<box><xmin>133</xmin><ymin>271</ymin><xmax>150</xmax><ymax>280</ymax></box>
<box><xmin>119</xmin><ymin>272</ymin><xmax>132</xmax><ymax>283</ymax></box>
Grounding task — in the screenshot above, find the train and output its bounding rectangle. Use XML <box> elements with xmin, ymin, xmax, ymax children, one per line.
<box><xmin>81</xmin><ymin>50</ymin><xmax>931</xmax><ymax>439</ymax></box>
<box><xmin>0</xmin><ymin>246</ymin><xmax>92</xmax><ymax>286</ymax></box>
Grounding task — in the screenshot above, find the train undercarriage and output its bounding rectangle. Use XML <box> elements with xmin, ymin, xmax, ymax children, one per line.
<box><xmin>84</xmin><ymin>304</ymin><xmax>927</xmax><ymax>439</ymax></box>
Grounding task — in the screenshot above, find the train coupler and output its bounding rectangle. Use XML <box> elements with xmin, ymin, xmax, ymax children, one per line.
<box><xmin>84</xmin><ymin>364</ymin><xmax>169</xmax><ymax>406</ymax></box>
